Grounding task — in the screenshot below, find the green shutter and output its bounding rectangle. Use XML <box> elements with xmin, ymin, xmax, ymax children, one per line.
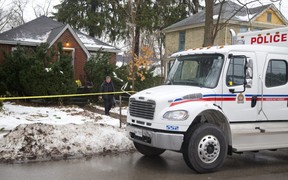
<box><xmin>178</xmin><ymin>31</ymin><xmax>185</xmax><ymax>51</ymax></box>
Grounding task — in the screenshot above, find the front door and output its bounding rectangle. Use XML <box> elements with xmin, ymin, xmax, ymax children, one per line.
<box><xmin>63</xmin><ymin>48</ymin><xmax>75</xmax><ymax>66</ymax></box>
<box><xmin>221</xmin><ymin>52</ymin><xmax>259</xmax><ymax>122</ymax></box>
<box><xmin>63</xmin><ymin>48</ymin><xmax>75</xmax><ymax>76</ymax></box>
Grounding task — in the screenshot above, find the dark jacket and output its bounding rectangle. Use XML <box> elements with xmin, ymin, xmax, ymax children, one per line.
<box><xmin>100</xmin><ymin>81</ymin><xmax>115</xmax><ymax>99</ymax></box>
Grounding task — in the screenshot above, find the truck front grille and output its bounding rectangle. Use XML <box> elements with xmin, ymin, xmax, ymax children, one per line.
<box><xmin>129</xmin><ymin>98</ymin><xmax>155</xmax><ymax>120</ymax></box>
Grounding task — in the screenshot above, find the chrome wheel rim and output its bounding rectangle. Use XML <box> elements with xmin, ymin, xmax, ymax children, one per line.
<box><xmin>198</xmin><ymin>135</ymin><xmax>220</xmax><ymax>163</ymax></box>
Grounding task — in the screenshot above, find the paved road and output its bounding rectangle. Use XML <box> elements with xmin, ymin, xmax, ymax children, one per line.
<box><xmin>1</xmin><ymin>150</ymin><xmax>288</xmax><ymax>180</ymax></box>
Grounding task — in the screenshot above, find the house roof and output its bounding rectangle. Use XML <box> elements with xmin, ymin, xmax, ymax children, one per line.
<box><xmin>75</xmin><ymin>30</ymin><xmax>120</xmax><ymax>53</ymax></box>
<box><xmin>0</xmin><ymin>16</ymin><xmax>120</xmax><ymax>53</ymax></box>
<box><xmin>163</xmin><ymin>1</ymin><xmax>287</xmax><ymax>33</ymax></box>
<box><xmin>0</xmin><ymin>16</ymin><xmax>62</xmax><ymax>43</ymax></box>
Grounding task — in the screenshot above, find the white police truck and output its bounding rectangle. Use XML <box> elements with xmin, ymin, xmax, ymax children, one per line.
<box><xmin>127</xmin><ymin>27</ymin><xmax>288</xmax><ymax>173</ymax></box>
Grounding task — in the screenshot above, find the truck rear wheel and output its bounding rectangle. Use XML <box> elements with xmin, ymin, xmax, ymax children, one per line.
<box><xmin>134</xmin><ymin>142</ymin><xmax>165</xmax><ymax>156</ymax></box>
<box><xmin>183</xmin><ymin>123</ymin><xmax>227</xmax><ymax>173</ymax></box>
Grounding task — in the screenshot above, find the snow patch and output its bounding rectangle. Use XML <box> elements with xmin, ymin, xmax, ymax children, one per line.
<box><xmin>0</xmin><ymin>102</ymin><xmax>134</xmax><ymax>162</ymax></box>
<box><xmin>14</xmin><ymin>31</ymin><xmax>50</xmax><ymax>43</ymax></box>
<box><xmin>94</xmin><ymin>105</ymin><xmax>128</xmax><ymax>116</ymax></box>
<box><xmin>152</xmin><ymin>66</ymin><xmax>163</xmax><ymax>77</ymax></box>
<box><xmin>116</xmin><ymin>61</ymin><xmax>126</xmax><ymax>67</ymax></box>
<box><xmin>0</xmin><ymin>122</ymin><xmax>134</xmax><ymax>162</ymax></box>
<box><xmin>235</xmin><ymin>13</ymin><xmax>257</xmax><ymax>21</ymax></box>
<box><xmin>77</xmin><ymin>33</ymin><xmax>115</xmax><ymax>50</ymax></box>
<box><xmin>77</xmin><ymin>33</ymin><xmax>96</xmax><ymax>45</ymax></box>
<box><xmin>213</xmin><ymin>15</ymin><xmax>219</xmax><ymax>20</ymax></box>
<box><xmin>0</xmin><ymin>102</ymin><xmax>98</xmax><ymax>131</ymax></box>
<box><xmin>45</xmin><ymin>68</ymin><xmax>52</xmax><ymax>72</ymax></box>
<box><xmin>85</xmin><ymin>44</ymin><xmax>115</xmax><ymax>50</ymax></box>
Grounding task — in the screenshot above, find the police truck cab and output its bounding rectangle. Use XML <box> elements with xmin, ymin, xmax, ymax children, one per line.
<box><xmin>127</xmin><ymin>27</ymin><xmax>288</xmax><ymax>173</ymax></box>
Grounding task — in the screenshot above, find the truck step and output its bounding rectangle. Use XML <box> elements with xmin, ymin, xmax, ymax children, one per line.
<box><xmin>231</xmin><ymin>122</ymin><xmax>288</xmax><ymax>152</ymax></box>
<box><xmin>232</xmin><ymin>132</ymin><xmax>288</xmax><ymax>152</ymax></box>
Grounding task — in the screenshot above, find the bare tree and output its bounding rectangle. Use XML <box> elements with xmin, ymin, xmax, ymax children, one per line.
<box><xmin>184</xmin><ymin>0</ymin><xmax>202</xmax><ymax>15</ymax></box>
<box><xmin>32</xmin><ymin>0</ymin><xmax>53</xmax><ymax>18</ymax></box>
<box><xmin>2</xmin><ymin>0</ymin><xmax>73</xmax><ymax>31</ymax></box>
<box><xmin>268</xmin><ymin>0</ymin><xmax>282</xmax><ymax>12</ymax></box>
<box><xmin>0</xmin><ymin>0</ymin><xmax>29</xmax><ymax>31</ymax></box>
<box><xmin>11</xmin><ymin>0</ymin><xmax>28</xmax><ymax>25</ymax></box>
<box><xmin>0</xmin><ymin>0</ymin><xmax>13</xmax><ymax>32</ymax></box>
<box><xmin>203</xmin><ymin>0</ymin><xmax>261</xmax><ymax>47</ymax></box>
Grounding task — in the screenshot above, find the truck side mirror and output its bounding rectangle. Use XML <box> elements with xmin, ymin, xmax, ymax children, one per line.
<box><xmin>245</xmin><ymin>59</ymin><xmax>253</xmax><ymax>88</ymax></box>
<box><xmin>227</xmin><ymin>55</ymin><xmax>247</xmax><ymax>94</ymax></box>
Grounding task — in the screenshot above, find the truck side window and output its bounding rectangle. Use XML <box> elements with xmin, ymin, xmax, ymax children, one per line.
<box><xmin>226</xmin><ymin>57</ymin><xmax>245</xmax><ymax>86</ymax></box>
<box><xmin>265</xmin><ymin>60</ymin><xmax>287</xmax><ymax>87</ymax></box>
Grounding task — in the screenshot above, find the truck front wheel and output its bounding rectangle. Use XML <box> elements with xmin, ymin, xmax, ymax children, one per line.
<box><xmin>134</xmin><ymin>142</ymin><xmax>166</xmax><ymax>156</ymax></box>
<box><xmin>183</xmin><ymin>123</ymin><xmax>227</xmax><ymax>173</ymax></box>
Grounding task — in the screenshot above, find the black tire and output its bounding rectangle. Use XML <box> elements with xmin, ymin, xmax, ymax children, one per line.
<box><xmin>183</xmin><ymin>123</ymin><xmax>227</xmax><ymax>173</ymax></box>
<box><xmin>134</xmin><ymin>142</ymin><xmax>166</xmax><ymax>156</ymax></box>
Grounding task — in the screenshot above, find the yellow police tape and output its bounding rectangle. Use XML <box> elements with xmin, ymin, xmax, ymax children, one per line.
<box><xmin>0</xmin><ymin>91</ymin><xmax>136</xmax><ymax>101</ymax></box>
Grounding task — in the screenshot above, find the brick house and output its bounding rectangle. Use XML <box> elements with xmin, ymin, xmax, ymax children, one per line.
<box><xmin>162</xmin><ymin>1</ymin><xmax>288</xmax><ymax>57</ymax></box>
<box><xmin>0</xmin><ymin>16</ymin><xmax>120</xmax><ymax>85</ymax></box>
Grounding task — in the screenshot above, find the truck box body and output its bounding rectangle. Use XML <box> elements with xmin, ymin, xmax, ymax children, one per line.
<box><xmin>237</xmin><ymin>26</ymin><xmax>288</xmax><ymax>47</ymax></box>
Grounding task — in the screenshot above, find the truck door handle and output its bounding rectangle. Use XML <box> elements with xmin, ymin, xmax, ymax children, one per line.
<box><xmin>251</xmin><ymin>95</ymin><xmax>257</xmax><ymax>108</ymax></box>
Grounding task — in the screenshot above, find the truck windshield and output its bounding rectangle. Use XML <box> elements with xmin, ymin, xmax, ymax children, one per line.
<box><xmin>166</xmin><ymin>54</ymin><xmax>224</xmax><ymax>88</ymax></box>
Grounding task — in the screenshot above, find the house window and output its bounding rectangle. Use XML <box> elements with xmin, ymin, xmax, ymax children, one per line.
<box><xmin>265</xmin><ymin>60</ymin><xmax>287</xmax><ymax>87</ymax></box>
<box><xmin>240</xmin><ymin>26</ymin><xmax>248</xmax><ymax>33</ymax></box>
<box><xmin>178</xmin><ymin>31</ymin><xmax>185</xmax><ymax>51</ymax></box>
<box><xmin>267</xmin><ymin>12</ymin><xmax>272</xmax><ymax>22</ymax></box>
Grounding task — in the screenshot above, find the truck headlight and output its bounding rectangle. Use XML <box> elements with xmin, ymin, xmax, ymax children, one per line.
<box><xmin>163</xmin><ymin>110</ymin><xmax>189</xmax><ymax>121</ymax></box>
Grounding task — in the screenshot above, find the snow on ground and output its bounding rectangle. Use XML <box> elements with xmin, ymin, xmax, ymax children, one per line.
<box><xmin>94</xmin><ymin>105</ymin><xmax>128</xmax><ymax>116</ymax></box>
<box><xmin>0</xmin><ymin>102</ymin><xmax>125</xmax><ymax>131</ymax></box>
<box><xmin>0</xmin><ymin>102</ymin><xmax>134</xmax><ymax>162</ymax></box>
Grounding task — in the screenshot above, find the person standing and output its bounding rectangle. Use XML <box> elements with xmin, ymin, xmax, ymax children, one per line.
<box><xmin>100</xmin><ymin>76</ymin><xmax>115</xmax><ymax>115</ymax></box>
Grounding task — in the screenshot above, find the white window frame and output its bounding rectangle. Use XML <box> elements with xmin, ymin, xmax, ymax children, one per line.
<box><xmin>62</xmin><ymin>47</ymin><xmax>75</xmax><ymax>66</ymax></box>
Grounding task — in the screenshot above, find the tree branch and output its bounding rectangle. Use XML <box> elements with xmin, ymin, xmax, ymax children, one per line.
<box><xmin>213</xmin><ymin>0</ymin><xmax>261</xmax><ymax>41</ymax></box>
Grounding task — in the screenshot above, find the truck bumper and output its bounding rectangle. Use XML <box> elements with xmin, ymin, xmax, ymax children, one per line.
<box><xmin>126</xmin><ymin>124</ymin><xmax>184</xmax><ymax>151</ymax></box>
